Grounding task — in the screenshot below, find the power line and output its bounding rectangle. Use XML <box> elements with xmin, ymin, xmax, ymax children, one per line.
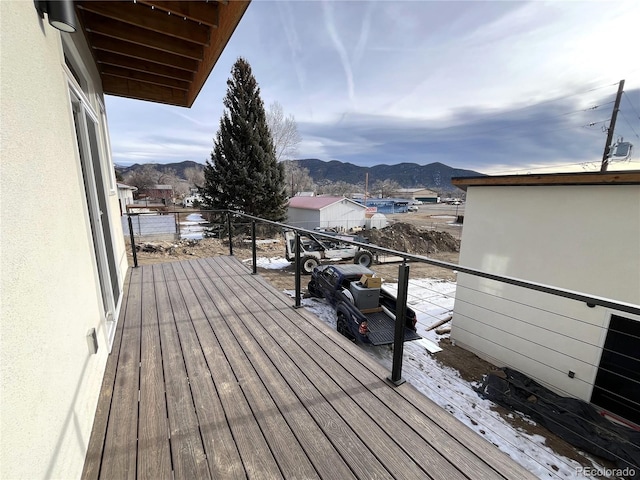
<box><xmin>456</xmin><ymin>108</ymin><xmax>614</xmax><ymax>140</ymax></box>
<box><xmin>622</xmin><ymin>91</ymin><xmax>640</xmax><ymax>120</ymax></box>
<box><xmin>435</xmin><ymin>82</ymin><xmax>619</xmax><ymax>135</ymax></box>
<box><xmin>618</xmin><ymin>109</ymin><xmax>640</xmax><ymax>140</ymax></box>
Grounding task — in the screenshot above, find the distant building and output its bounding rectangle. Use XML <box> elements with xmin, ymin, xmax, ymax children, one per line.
<box><xmin>137</xmin><ymin>184</ymin><xmax>174</xmax><ymax>205</ymax></box>
<box><xmin>183</xmin><ymin>193</ymin><xmax>203</xmax><ymax>207</ymax></box>
<box><xmin>397</xmin><ymin>188</ymin><xmax>439</xmax><ymax>203</ymax></box>
<box><xmin>287</xmin><ymin>196</ymin><xmax>367</xmax><ymax>231</ymax></box>
<box><xmin>117</xmin><ymin>183</ymin><xmax>137</xmax><ymax>215</ymax></box>
<box><xmin>356</xmin><ymin>198</ymin><xmax>410</xmax><ymax>214</ymax></box>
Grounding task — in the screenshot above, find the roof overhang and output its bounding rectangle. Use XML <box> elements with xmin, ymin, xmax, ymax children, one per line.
<box><xmin>451</xmin><ymin>171</ymin><xmax>640</xmax><ymax>191</ymax></box>
<box><xmin>75</xmin><ymin>0</ymin><xmax>250</xmax><ymax>107</ymax></box>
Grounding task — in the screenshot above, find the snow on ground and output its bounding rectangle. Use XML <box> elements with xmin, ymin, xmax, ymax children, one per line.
<box><xmin>243</xmin><ymin>257</ymin><xmax>291</xmax><ymax>270</ymax></box>
<box><xmin>284</xmin><ymin>274</ymin><xmax>607</xmax><ymax>479</ymax></box>
<box><xmin>180</xmin><ymin>213</ymin><xmax>207</xmax><ymax>240</ymax></box>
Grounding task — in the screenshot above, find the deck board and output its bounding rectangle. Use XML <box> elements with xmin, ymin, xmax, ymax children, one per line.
<box><xmin>197</xmin><ymin>259</ymin><xmax>430</xmax><ymax>479</ymax></box>
<box><xmin>170</xmin><ymin>261</ymin><xmax>284</xmax><ymax>479</ymax></box>
<box><xmin>204</xmin><ymin>259</ymin><xmax>472</xmax><ymax>480</ymax></box>
<box><xmin>138</xmin><ymin>266</ymin><xmax>172</xmax><ymax>480</ymax></box>
<box><xmin>178</xmin><ymin>260</ymin><xmax>321</xmax><ymax>479</ymax></box>
<box><xmin>83</xmin><ymin>256</ymin><xmax>538</xmax><ymax>480</ymax></box>
<box><xmin>155</xmin><ymin>263</ymin><xmax>210</xmax><ymax>480</ymax></box>
<box><xmin>82</xmin><ymin>270</ymin><xmax>130</xmax><ymax>480</ymax></box>
<box><xmin>99</xmin><ymin>267</ymin><xmax>142</xmax><ymax>480</ymax></box>
<box><xmin>215</xmin><ymin>256</ymin><xmax>529</xmax><ymax>478</ymax></box>
<box><xmin>163</xmin><ymin>261</ymin><xmax>247</xmax><ymax>479</ymax></box>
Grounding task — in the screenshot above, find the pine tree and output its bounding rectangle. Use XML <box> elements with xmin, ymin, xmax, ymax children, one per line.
<box><xmin>201</xmin><ymin>57</ymin><xmax>287</xmax><ymax>222</ymax></box>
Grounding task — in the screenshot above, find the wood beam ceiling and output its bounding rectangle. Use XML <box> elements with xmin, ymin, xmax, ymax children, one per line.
<box><xmin>78</xmin><ymin>1</ymin><xmax>211</xmax><ymax>44</ymax></box>
<box><xmin>76</xmin><ymin>1</ymin><xmax>250</xmax><ymax>107</ymax></box>
<box><xmin>137</xmin><ymin>1</ymin><xmax>220</xmax><ymax>27</ymax></box>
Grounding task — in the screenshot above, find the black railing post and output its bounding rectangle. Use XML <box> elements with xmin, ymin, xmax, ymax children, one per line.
<box><xmin>227</xmin><ymin>211</ymin><xmax>233</xmax><ymax>256</ymax></box>
<box><xmin>388</xmin><ymin>261</ymin><xmax>410</xmax><ymax>386</ymax></box>
<box><xmin>294</xmin><ymin>232</ymin><xmax>301</xmax><ymax>308</ymax></box>
<box><xmin>251</xmin><ymin>220</ymin><xmax>257</xmax><ymax>275</ymax></box>
<box><xmin>127</xmin><ymin>214</ymin><xmax>138</xmax><ymax>268</ymax></box>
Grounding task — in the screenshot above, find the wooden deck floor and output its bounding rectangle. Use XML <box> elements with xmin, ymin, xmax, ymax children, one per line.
<box><xmin>82</xmin><ymin>256</ymin><xmax>536</xmax><ymax>480</ymax></box>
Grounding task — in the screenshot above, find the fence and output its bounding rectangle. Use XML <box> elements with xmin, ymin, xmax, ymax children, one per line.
<box><xmin>122</xmin><ymin>211</ymin><xmax>220</xmax><ymax>241</ymax></box>
<box><xmin>124</xmin><ymin>209</ymin><xmax>640</xmax><ymax>478</ymax></box>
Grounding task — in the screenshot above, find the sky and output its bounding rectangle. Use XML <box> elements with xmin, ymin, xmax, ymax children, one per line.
<box><xmin>106</xmin><ymin>0</ymin><xmax>640</xmax><ymax>175</ymax></box>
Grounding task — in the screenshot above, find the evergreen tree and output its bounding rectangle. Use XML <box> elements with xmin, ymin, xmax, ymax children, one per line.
<box><xmin>201</xmin><ymin>57</ymin><xmax>287</xmax><ymax>222</ymax></box>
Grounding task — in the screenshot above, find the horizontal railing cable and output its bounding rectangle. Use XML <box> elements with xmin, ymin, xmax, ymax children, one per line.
<box><xmin>402</xmin><ymin>335</ymin><xmax>640</xmax><ymax>470</ymax></box>
<box><xmin>451</xmin><ymin>287</ymin><xmax>640</xmax><ymax>369</ymax></box>
<box><xmin>452</xmin><ymin>319</ymin><xmax>640</xmax><ymax>450</ymax></box>
<box><xmin>125</xmin><ymin>209</ymin><xmax>640</xmax><ymax>469</ymax></box>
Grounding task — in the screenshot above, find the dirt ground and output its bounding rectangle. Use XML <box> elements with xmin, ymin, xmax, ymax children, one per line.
<box><xmin>125</xmin><ymin>209</ymin><xmax>609</xmax><ymax>474</ymax></box>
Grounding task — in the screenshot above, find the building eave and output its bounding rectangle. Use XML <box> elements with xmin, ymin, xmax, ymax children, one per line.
<box><xmin>452</xmin><ymin>171</ymin><xmax>640</xmax><ymax>191</ymax></box>
<box><xmin>75</xmin><ymin>0</ymin><xmax>250</xmax><ymax>107</ymax></box>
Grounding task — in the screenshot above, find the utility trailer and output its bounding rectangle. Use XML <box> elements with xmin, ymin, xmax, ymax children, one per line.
<box><xmin>308</xmin><ymin>264</ymin><xmax>421</xmax><ymax>346</ymax></box>
<box><xmin>284</xmin><ymin>229</ymin><xmax>373</xmax><ymax>274</ymax></box>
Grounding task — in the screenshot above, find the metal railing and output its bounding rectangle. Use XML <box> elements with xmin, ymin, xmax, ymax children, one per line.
<box><xmin>124</xmin><ymin>209</ymin><xmax>640</xmax><ymax>474</ymax></box>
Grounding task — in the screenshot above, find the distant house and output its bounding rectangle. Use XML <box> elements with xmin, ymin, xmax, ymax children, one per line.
<box><xmin>450</xmin><ymin>171</ymin><xmax>640</xmax><ymax>425</ymax></box>
<box><xmin>397</xmin><ymin>187</ymin><xmax>440</xmax><ymax>203</ymax></box>
<box><xmin>0</xmin><ymin>2</ymin><xmax>248</xmax><ymax>478</ymax></box>
<box><xmin>138</xmin><ymin>184</ymin><xmax>174</xmax><ymax>205</ymax></box>
<box><xmin>117</xmin><ymin>183</ymin><xmax>137</xmax><ymax>215</ymax></box>
<box><xmin>287</xmin><ymin>196</ymin><xmax>367</xmax><ymax>231</ymax></box>
<box><xmin>183</xmin><ymin>193</ymin><xmax>204</xmax><ymax>207</ymax></box>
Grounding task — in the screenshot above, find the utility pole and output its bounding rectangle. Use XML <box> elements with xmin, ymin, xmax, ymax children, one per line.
<box><xmin>364</xmin><ymin>172</ymin><xmax>369</xmax><ymax>206</ymax></box>
<box><xmin>600</xmin><ymin>79</ymin><xmax>625</xmax><ymax>172</ymax></box>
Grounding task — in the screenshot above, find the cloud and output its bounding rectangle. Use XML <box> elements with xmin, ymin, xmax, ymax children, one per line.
<box><xmin>105</xmin><ymin>0</ymin><xmax>640</xmax><ymax>174</ymax></box>
<box><xmin>296</xmin><ymin>87</ymin><xmax>640</xmax><ymax>173</ymax></box>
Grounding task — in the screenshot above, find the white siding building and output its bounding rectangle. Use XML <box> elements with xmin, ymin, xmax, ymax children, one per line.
<box><xmin>450</xmin><ymin>172</ymin><xmax>640</xmax><ymax>425</ymax></box>
<box><xmin>117</xmin><ymin>183</ymin><xmax>137</xmax><ymax>215</ymax></box>
<box><xmin>287</xmin><ymin>196</ymin><xmax>368</xmax><ymax>232</ymax></box>
<box><xmin>0</xmin><ymin>2</ymin><xmax>247</xmax><ymax>478</ymax></box>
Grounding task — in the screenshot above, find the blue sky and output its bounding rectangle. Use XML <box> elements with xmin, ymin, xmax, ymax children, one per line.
<box><xmin>106</xmin><ymin>0</ymin><xmax>640</xmax><ymax>175</ymax></box>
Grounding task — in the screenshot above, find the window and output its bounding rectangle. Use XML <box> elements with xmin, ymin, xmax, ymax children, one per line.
<box><xmin>592</xmin><ymin>314</ymin><xmax>640</xmax><ymax>424</ymax></box>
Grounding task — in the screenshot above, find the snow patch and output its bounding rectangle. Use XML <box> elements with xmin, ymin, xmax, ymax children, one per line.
<box><xmin>288</xmin><ymin>277</ymin><xmax>606</xmax><ymax>479</ymax></box>
<box><xmin>243</xmin><ymin>257</ymin><xmax>291</xmax><ymax>270</ymax></box>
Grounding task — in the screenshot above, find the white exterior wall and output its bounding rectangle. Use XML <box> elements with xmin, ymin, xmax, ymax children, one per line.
<box><xmin>1</xmin><ymin>3</ymin><xmax>127</xmax><ymax>478</ymax></box>
<box><xmin>118</xmin><ymin>187</ymin><xmax>135</xmax><ymax>214</ymax></box>
<box><xmin>319</xmin><ymin>201</ymin><xmax>366</xmax><ymax>231</ymax></box>
<box><xmin>451</xmin><ymin>184</ymin><xmax>640</xmax><ymax>401</ymax></box>
<box><xmin>287</xmin><ymin>207</ymin><xmax>321</xmax><ymax>229</ymax></box>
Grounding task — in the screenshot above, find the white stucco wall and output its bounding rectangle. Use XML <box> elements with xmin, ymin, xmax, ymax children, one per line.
<box><xmin>1</xmin><ymin>3</ymin><xmax>126</xmax><ymax>478</ymax></box>
<box><xmin>451</xmin><ymin>184</ymin><xmax>640</xmax><ymax>401</ymax></box>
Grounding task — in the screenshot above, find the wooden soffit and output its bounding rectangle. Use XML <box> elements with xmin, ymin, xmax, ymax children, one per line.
<box><xmin>451</xmin><ymin>171</ymin><xmax>640</xmax><ymax>191</ymax></box>
<box><xmin>76</xmin><ymin>0</ymin><xmax>250</xmax><ymax>107</ymax></box>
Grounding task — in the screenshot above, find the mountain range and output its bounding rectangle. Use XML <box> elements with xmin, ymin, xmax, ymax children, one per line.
<box><xmin>295</xmin><ymin>159</ymin><xmax>483</xmax><ymax>191</ymax></box>
<box><xmin>116</xmin><ymin>159</ymin><xmax>483</xmax><ymax>191</ymax></box>
<box><xmin>115</xmin><ymin>160</ymin><xmax>203</xmax><ymax>180</ymax></box>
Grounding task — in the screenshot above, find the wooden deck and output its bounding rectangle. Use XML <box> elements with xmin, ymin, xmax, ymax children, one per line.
<box><xmin>82</xmin><ymin>256</ymin><xmax>536</xmax><ymax>480</ymax></box>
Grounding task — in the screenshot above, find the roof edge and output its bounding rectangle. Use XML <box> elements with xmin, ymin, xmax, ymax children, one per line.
<box><xmin>451</xmin><ymin>171</ymin><xmax>640</xmax><ymax>191</ymax></box>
